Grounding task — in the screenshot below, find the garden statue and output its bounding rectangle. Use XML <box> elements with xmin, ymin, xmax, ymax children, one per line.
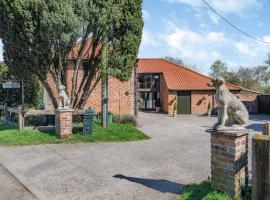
<box><xmin>58</xmin><ymin>83</ymin><xmax>70</xmax><ymax>109</ymax></box>
<box><xmin>209</xmin><ymin>77</ymin><xmax>249</xmax><ymax>130</ymax></box>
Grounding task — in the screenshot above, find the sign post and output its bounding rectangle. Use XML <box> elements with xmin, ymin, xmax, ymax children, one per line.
<box><xmin>2</xmin><ymin>81</ymin><xmax>20</xmax><ymax>89</ymax></box>
<box><xmin>102</xmin><ymin>36</ymin><xmax>109</xmax><ymax>128</ymax></box>
<box><xmin>21</xmin><ymin>79</ymin><xmax>25</xmax><ymax>109</ymax></box>
<box><xmin>1</xmin><ymin>79</ymin><xmax>31</xmax><ymax>109</ymax></box>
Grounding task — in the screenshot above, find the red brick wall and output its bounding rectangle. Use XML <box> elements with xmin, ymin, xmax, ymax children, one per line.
<box><xmin>159</xmin><ymin>75</ymin><xmax>177</xmax><ymax>115</ymax></box>
<box><xmin>45</xmin><ymin>63</ymin><xmax>135</xmax><ymax>115</ymax></box>
<box><xmin>191</xmin><ymin>90</ymin><xmax>259</xmax><ymax>114</ymax></box>
<box><xmin>191</xmin><ymin>91</ymin><xmax>214</xmax><ymax>114</ymax></box>
<box><xmin>156</xmin><ymin>87</ymin><xmax>259</xmax><ymax>115</ymax></box>
<box><xmin>211</xmin><ymin>130</ymin><xmax>248</xmax><ymax>196</ymax></box>
<box><xmin>232</xmin><ymin>90</ymin><xmax>259</xmax><ymax>113</ymax></box>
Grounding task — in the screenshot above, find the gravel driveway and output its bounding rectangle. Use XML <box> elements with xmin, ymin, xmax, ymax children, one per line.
<box><xmin>0</xmin><ymin>112</ymin><xmax>268</xmax><ymax>200</ymax></box>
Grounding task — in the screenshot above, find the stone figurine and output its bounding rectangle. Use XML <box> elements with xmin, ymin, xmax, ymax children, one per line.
<box><xmin>58</xmin><ymin>83</ymin><xmax>71</xmax><ymax>109</ymax></box>
<box><xmin>209</xmin><ymin>77</ymin><xmax>249</xmax><ymax>130</ymax></box>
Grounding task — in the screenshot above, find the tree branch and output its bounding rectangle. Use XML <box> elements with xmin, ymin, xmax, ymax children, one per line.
<box><xmin>72</xmin><ymin>38</ymin><xmax>101</xmax><ymax>108</ymax></box>
<box><xmin>76</xmin><ymin>73</ymin><xmax>101</xmax><ymax>109</ymax></box>
<box><xmin>70</xmin><ymin>24</ymin><xmax>91</xmax><ymax>104</ymax></box>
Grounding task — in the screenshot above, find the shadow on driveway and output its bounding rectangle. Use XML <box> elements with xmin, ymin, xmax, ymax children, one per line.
<box><xmin>113</xmin><ymin>174</ymin><xmax>184</xmax><ymax>194</ymax></box>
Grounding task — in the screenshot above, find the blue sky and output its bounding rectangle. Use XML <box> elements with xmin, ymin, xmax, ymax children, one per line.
<box><xmin>139</xmin><ymin>0</ymin><xmax>270</xmax><ymax>74</ymax></box>
<box><xmin>1</xmin><ymin>0</ymin><xmax>270</xmax><ymax>75</ymax></box>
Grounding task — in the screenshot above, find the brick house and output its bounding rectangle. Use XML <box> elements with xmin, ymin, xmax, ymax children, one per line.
<box><xmin>45</xmin><ymin>73</ymin><xmax>135</xmax><ymax>115</ymax></box>
<box><xmin>136</xmin><ymin>58</ymin><xmax>260</xmax><ymax>115</ymax></box>
<box><xmin>44</xmin><ymin>42</ymin><xmax>260</xmax><ymax>115</ymax></box>
<box><xmin>45</xmin><ymin>40</ymin><xmax>135</xmax><ymax>115</ymax></box>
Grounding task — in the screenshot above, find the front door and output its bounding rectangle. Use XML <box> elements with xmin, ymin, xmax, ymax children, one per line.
<box><xmin>177</xmin><ymin>91</ymin><xmax>191</xmax><ymax>114</ymax></box>
<box><xmin>139</xmin><ymin>92</ymin><xmax>159</xmax><ymax>110</ymax></box>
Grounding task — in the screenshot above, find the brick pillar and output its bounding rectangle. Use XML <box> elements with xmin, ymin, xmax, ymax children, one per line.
<box><xmin>211</xmin><ymin>130</ymin><xmax>248</xmax><ymax>197</ymax></box>
<box><xmin>55</xmin><ymin>109</ymin><xmax>73</xmax><ymax>138</ymax></box>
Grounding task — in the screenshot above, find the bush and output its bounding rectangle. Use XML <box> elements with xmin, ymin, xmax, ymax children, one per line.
<box><xmin>82</xmin><ymin>112</ymin><xmax>137</xmax><ymax>126</ymax></box>
<box><xmin>0</xmin><ymin>62</ymin><xmax>42</xmax><ymax>108</ymax></box>
<box><xmin>73</xmin><ymin>114</ymin><xmax>83</xmax><ymax>123</ymax></box>
<box><xmin>180</xmin><ymin>181</ymin><xmax>242</xmax><ymax>200</ymax></box>
<box><xmin>113</xmin><ymin>114</ymin><xmax>137</xmax><ymax>126</ymax></box>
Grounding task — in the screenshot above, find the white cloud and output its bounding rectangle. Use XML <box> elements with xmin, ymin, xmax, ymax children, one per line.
<box><xmin>141</xmin><ymin>30</ymin><xmax>157</xmax><ymax>47</ymax></box>
<box><xmin>210</xmin><ymin>0</ymin><xmax>259</xmax><ymax>14</ymax></box>
<box><xmin>167</xmin><ymin>0</ymin><xmax>260</xmax><ymax>14</ymax></box>
<box><xmin>234</xmin><ymin>38</ymin><xmax>270</xmax><ymax>59</ymax></box>
<box><xmin>205</xmin><ymin>32</ymin><xmax>227</xmax><ymax>43</ymax></box>
<box><xmin>226</xmin><ymin>60</ymin><xmax>239</xmax><ymax>69</ymax></box>
<box><xmin>235</xmin><ymin>42</ymin><xmax>253</xmax><ymax>56</ymax></box>
<box><xmin>262</xmin><ymin>35</ymin><xmax>270</xmax><ymax>43</ymax></box>
<box><xmin>162</xmin><ymin>24</ymin><xmax>227</xmax><ymax>62</ymax></box>
<box><xmin>142</xmin><ymin>10</ymin><xmax>150</xmax><ymax>20</ymax></box>
<box><xmin>139</xmin><ymin>19</ymin><xmax>269</xmax><ymax>74</ymax></box>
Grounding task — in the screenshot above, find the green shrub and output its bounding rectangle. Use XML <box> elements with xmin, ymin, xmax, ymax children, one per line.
<box><xmin>180</xmin><ymin>181</ymin><xmax>242</xmax><ymax>200</ymax></box>
<box><xmin>95</xmin><ymin>113</ymin><xmax>136</xmax><ymax>126</ymax></box>
<box><xmin>113</xmin><ymin>114</ymin><xmax>137</xmax><ymax>126</ymax></box>
<box><xmin>0</xmin><ymin>62</ymin><xmax>42</xmax><ymax>108</ymax></box>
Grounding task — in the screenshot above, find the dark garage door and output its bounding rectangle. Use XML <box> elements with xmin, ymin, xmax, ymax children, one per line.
<box><xmin>177</xmin><ymin>91</ymin><xmax>191</xmax><ymax>114</ymax></box>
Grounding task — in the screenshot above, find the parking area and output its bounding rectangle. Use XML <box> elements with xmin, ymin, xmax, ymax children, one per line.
<box><xmin>0</xmin><ymin>112</ymin><xmax>269</xmax><ymax>200</ymax></box>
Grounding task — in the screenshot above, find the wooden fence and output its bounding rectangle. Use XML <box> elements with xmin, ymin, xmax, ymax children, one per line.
<box><xmin>252</xmin><ymin>123</ymin><xmax>270</xmax><ymax>200</ymax></box>
<box><xmin>0</xmin><ymin>104</ymin><xmax>83</xmax><ymax>131</ymax></box>
<box><xmin>258</xmin><ymin>95</ymin><xmax>270</xmax><ymax>114</ymax></box>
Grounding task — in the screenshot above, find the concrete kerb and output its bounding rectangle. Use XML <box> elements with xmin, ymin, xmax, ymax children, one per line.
<box><xmin>0</xmin><ymin>157</ymin><xmax>48</xmax><ymax>200</ymax></box>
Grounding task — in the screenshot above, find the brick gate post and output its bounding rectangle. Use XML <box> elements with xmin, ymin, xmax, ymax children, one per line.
<box><xmin>211</xmin><ymin>129</ymin><xmax>248</xmax><ymax>197</ymax></box>
<box><xmin>55</xmin><ymin>109</ymin><xmax>73</xmax><ymax>138</ymax></box>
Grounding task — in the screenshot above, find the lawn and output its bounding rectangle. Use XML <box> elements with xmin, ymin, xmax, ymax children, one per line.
<box><xmin>179</xmin><ymin>182</ymin><xmax>242</xmax><ymax>200</ymax></box>
<box><xmin>0</xmin><ymin>121</ymin><xmax>149</xmax><ymax>145</ymax></box>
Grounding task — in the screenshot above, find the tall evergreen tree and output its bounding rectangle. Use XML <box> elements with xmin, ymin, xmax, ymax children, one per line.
<box><xmin>0</xmin><ymin>62</ymin><xmax>41</xmax><ymax>107</ymax></box>
<box><xmin>0</xmin><ymin>0</ymin><xmax>143</xmax><ymax>109</ymax></box>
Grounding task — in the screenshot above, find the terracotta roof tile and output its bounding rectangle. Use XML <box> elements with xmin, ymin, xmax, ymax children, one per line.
<box><xmin>137</xmin><ymin>58</ymin><xmax>240</xmax><ymax>91</ymax></box>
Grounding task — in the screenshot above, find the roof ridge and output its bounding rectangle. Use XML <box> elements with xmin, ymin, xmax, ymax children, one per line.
<box><xmin>137</xmin><ymin>58</ymin><xmax>241</xmax><ymax>91</ymax></box>
<box><xmin>237</xmin><ymin>86</ymin><xmax>261</xmax><ymax>94</ymax></box>
<box><xmin>160</xmin><ymin>58</ymin><xmax>213</xmax><ymax>79</ymax></box>
<box><xmin>137</xmin><ymin>58</ymin><xmax>163</xmax><ymax>60</ymax></box>
<box><xmin>160</xmin><ymin>58</ymin><xmax>240</xmax><ymax>89</ymax></box>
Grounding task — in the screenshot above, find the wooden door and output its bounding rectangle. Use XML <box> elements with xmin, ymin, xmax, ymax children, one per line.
<box><xmin>177</xmin><ymin>91</ymin><xmax>191</xmax><ymax>114</ymax></box>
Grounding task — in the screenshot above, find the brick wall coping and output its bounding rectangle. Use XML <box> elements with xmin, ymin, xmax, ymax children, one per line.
<box><xmin>55</xmin><ymin>109</ymin><xmax>74</xmax><ymax>112</ymax></box>
<box><xmin>253</xmin><ymin>134</ymin><xmax>270</xmax><ymax>141</ymax></box>
<box><xmin>211</xmin><ymin>129</ymin><xmax>249</xmax><ymax>137</ymax></box>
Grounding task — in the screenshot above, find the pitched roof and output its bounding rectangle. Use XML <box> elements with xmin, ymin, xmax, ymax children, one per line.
<box><xmin>136</xmin><ymin>58</ymin><xmax>240</xmax><ymax>91</ymax></box>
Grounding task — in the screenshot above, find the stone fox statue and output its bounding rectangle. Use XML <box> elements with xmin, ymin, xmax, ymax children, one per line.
<box><xmin>209</xmin><ymin>77</ymin><xmax>248</xmax><ymax>129</ymax></box>
<box><xmin>58</xmin><ymin>83</ymin><xmax>70</xmax><ymax>109</ymax></box>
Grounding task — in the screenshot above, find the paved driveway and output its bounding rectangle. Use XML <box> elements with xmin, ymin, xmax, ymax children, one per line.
<box><xmin>0</xmin><ymin>112</ymin><xmax>269</xmax><ymax>200</ymax></box>
<box><xmin>0</xmin><ymin>163</ymin><xmax>36</xmax><ymax>200</ymax></box>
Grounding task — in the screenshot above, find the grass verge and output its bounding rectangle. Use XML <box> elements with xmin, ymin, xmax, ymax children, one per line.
<box><xmin>179</xmin><ymin>181</ymin><xmax>242</xmax><ymax>200</ymax></box>
<box><xmin>0</xmin><ymin>121</ymin><xmax>149</xmax><ymax>145</ymax></box>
